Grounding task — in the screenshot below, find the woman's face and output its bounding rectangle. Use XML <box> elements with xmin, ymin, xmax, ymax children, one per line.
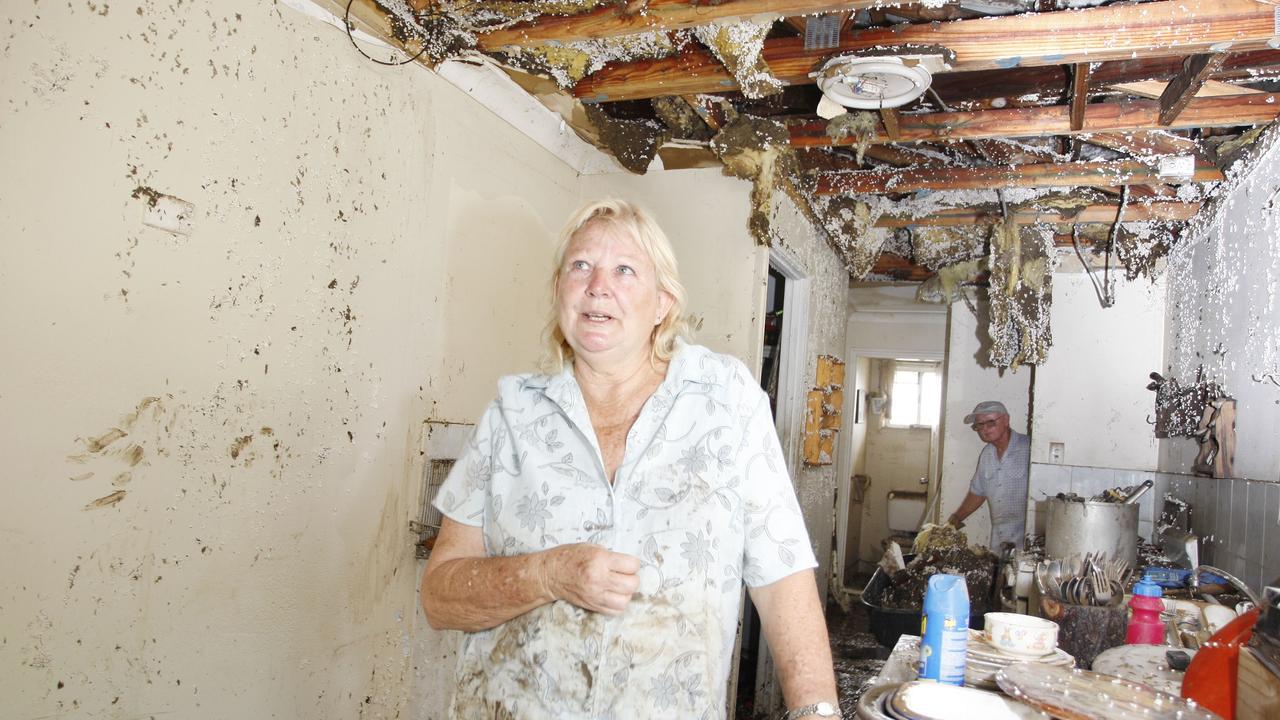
<box><xmin>556</xmin><ymin>221</ymin><xmax>673</xmax><ymax>368</ymax></box>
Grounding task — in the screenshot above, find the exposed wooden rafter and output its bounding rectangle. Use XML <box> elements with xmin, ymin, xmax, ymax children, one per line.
<box><xmin>1070</xmin><ymin>63</ymin><xmax>1093</xmax><ymax>132</ymax></box>
<box><xmin>788</xmin><ymin>94</ymin><xmax>1280</xmax><ymax>148</ymax></box>
<box><xmin>1159</xmin><ymin>53</ymin><xmax>1230</xmax><ymax>125</ymax></box>
<box><xmin>1084</xmin><ymin>132</ymin><xmax>1209</xmax><ymax>162</ymax></box>
<box><xmin>814</xmin><ymin>160</ymin><xmax>1224</xmax><ymax>194</ymax></box>
<box><xmin>573</xmin><ymin>0</ymin><xmax>1278</xmax><ymax>101</ymax></box>
<box><xmin>871</xmin><ymin>202</ymin><xmax>1201</xmax><ymax>228</ymax></box>
<box><xmin>475</xmin><ymin>0</ymin><xmax>880</xmax><ymax>50</ymax></box>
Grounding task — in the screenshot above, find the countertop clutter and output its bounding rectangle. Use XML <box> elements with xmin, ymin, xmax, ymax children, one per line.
<box><xmin>858</xmin><ymin>488</ymin><xmax>1280</xmax><ymax>720</ymax></box>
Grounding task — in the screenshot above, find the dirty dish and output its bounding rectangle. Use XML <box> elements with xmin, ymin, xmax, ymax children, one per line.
<box><xmin>984</xmin><ymin>613</ymin><xmax>1059</xmax><ymax>657</ymax></box>
<box><xmin>855</xmin><ymin>683</ymin><xmax>897</xmax><ymax>720</ymax></box>
<box><xmin>1093</xmin><ymin>645</ymin><xmax>1197</xmax><ymax>697</ymax></box>
<box><xmin>996</xmin><ymin>662</ymin><xmax>1222</xmax><ymax>720</ymax></box>
<box><xmin>888</xmin><ymin>680</ymin><xmax>1050</xmax><ymax>720</ymax></box>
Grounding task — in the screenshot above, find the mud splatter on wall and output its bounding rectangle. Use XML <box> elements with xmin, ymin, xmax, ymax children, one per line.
<box><xmin>0</xmin><ymin>0</ymin><xmax>582</xmax><ymax>717</ymax></box>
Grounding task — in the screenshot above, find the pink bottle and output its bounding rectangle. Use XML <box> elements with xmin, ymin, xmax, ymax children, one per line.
<box><xmin>1126</xmin><ymin>579</ymin><xmax>1165</xmax><ymax>645</ymax></box>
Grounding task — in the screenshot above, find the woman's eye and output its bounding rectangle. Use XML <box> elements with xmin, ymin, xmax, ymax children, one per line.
<box><xmin>570</xmin><ymin>260</ymin><xmax>589</xmax><ymax>271</ymax></box>
<box><xmin>617</xmin><ymin>265</ymin><xmax>635</xmax><ymax>276</ymax></box>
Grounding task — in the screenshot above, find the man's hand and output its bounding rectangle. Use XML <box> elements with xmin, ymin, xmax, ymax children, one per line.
<box><xmin>537</xmin><ymin>543</ymin><xmax>641</xmax><ymax>615</ymax></box>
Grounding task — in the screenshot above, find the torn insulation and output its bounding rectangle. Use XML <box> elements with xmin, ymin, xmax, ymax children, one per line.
<box><xmin>825</xmin><ymin>112</ymin><xmax>880</xmax><ymax>165</ymax></box>
<box><xmin>812</xmin><ymin>196</ymin><xmax>889</xmax><ymax>278</ymax></box>
<box><xmin>497</xmin><ymin>31</ymin><xmax>677</xmax><ymax>88</ymax></box>
<box><xmin>710</xmin><ymin>116</ymin><xmax>810</xmax><ymax>245</ymax></box>
<box><xmin>693</xmin><ymin>20</ymin><xmax>784</xmax><ymax>100</ymax></box>
<box><xmin>987</xmin><ymin>219</ymin><xmax>1057</xmax><ymax>369</ymax></box>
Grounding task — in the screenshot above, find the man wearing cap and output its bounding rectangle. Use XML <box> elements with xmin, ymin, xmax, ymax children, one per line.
<box><xmin>946</xmin><ymin>401</ymin><xmax>1031</xmax><ymax>551</ymax></box>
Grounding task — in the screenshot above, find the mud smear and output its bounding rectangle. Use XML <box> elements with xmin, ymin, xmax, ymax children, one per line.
<box><xmin>84</xmin><ymin>428</ymin><xmax>127</xmax><ymax>454</ymax></box>
<box><xmin>84</xmin><ymin>490</ymin><xmax>126</xmax><ymax>510</ymax></box>
<box><xmin>229</xmin><ymin>434</ymin><xmax>253</xmax><ymax>460</ymax></box>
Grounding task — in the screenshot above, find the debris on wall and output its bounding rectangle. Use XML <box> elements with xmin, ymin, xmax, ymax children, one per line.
<box><xmin>692</xmin><ymin>19</ymin><xmax>783</xmax><ymax>100</ymax></box>
<box><xmin>1113</xmin><ymin>222</ymin><xmax>1174</xmax><ymax>281</ymax></box>
<box><xmin>583</xmin><ymin>105</ymin><xmax>668</xmax><ymax>174</ymax></box>
<box><xmin>910</xmin><ymin>226</ymin><xmax>988</xmax><ymax>270</ymax></box>
<box><xmin>987</xmin><ymin>219</ymin><xmax>1056</xmax><ymax>369</ymax></box>
<box><xmin>709</xmin><ymin>115</ymin><xmax>809</xmax><ymax>245</ymax></box>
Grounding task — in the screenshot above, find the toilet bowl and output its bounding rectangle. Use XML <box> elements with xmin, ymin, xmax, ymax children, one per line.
<box><xmin>883</xmin><ymin>490</ymin><xmax>927</xmax><ymax>552</ymax></box>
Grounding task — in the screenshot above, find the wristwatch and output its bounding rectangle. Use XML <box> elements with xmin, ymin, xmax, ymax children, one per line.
<box><xmin>782</xmin><ymin>701</ymin><xmax>841</xmax><ymax>719</ymax></box>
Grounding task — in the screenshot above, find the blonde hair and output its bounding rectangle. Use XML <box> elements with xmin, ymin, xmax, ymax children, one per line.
<box><xmin>543</xmin><ymin>199</ymin><xmax>690</xmax><ymax>372</ymax></box>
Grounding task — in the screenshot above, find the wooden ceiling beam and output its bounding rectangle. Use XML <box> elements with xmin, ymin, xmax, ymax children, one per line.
<box><xmin>788</xmin><ymin>93</ymin><xmax>1280</xmax><ymax>148</ymax></box>
<box><xmin>573</xmin><ymin>0</ymin><xmax>1277</xmax><ymax>101</ymax></box>
<box><xmin>814</xmin><ymin>160</ymin><xmax>1224</xmax><ymax>194</ymax></box>
<box><xmin>872</xmin><ymin>201</ymin><xmax>1201</xmax><ymax>227</ymax></box>
<box><xmin>1084</xmin><ymin>131</ymin><xmax>1209</xmax><ymax>162</ymax></box>
<box><xmin>476</xmin><ymin>0</ymin><xmax>881</xmax><ymax>50</ymax></box>
<box><xmin>1159</xmin><ymin>53</ymin><xmax>1229</xmax><ymax>125</ymax></box>
<box><xmin>1070</xmin><ymin>63</ymin><xmax>1093</xmax><ymax>132</ymax></box>
<box><xmin>868</xmin><ymin>253</ymin><xmax>936</xmax><ymax>282</ymax></box>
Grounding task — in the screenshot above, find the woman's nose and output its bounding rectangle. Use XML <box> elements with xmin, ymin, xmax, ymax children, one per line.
<box><xmin>586</xmin><ymin>269</ymin><xmax>611</xmax><ymax>296</ymax></box>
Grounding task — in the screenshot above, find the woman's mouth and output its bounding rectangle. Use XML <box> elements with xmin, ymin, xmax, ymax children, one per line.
<box><xmin>584</xmin><ymin>312</ymin><xmax>613</xmax><ymax>322</ymax></box>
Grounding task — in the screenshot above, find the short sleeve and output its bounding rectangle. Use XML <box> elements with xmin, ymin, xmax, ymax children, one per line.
<box><xmin>968</xmin><ymin>447</ymin><xmax>989</xmax><ymax>497</ymax></box>
<box><xmin>431</xmin><ymin>399</ymin><xmax>503</xmax><ymax>527</ymax></box>
<box><xmin>737</xmin><ymin>389</ymin><xmax>818</xmax><ymax>588</ymax></box>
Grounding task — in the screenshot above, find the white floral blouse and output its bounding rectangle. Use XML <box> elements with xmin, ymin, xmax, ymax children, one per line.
<box><xmin>434</xmin><ymin>342</ymin><xmax>817</xmax><ymax>719</ymax></box>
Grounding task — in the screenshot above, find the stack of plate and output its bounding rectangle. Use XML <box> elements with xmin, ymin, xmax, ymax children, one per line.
<box><xmin>965</xmin><ymin>629</ymin><xmax>1075</xmax><ymax>689</ymax></box>
<box><xmin>856</xmin><ymin>681</ymin><xmax>1050</xmax><ymax>720</ymax></box>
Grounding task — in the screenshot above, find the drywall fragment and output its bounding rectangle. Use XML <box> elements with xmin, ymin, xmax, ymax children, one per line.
<box><xmin>825</xmin><ymin>112</ymin><xmax>880</xmax><ymax>165</ymax></box>
<box><xmin>693</xmin><ymin>19</ymin><xmax>783</xmax><ymax>100</ymax></box>
<box><xmin>910</xmin><ymin>226</ymin><xmax>987</xmax><ymax>269</ymax></box>
<box><xmin>583</xmin><ymin>105</ymin><xmax>667</xmax><ymax>174</ymax></box>
<box><xmin>710</xmin><ymin>115</ymin><xmax>810</xmax><ymax>245</ymax></box>
<box><xmin>987</xmin><ymin>219</ymin><xmax>1056</xmax><ymax>369</ymax></box>
<box><xmin>1114</xmin><ymin>223</ymin><xmax>1174</xmax><ymax>281</ymax></box>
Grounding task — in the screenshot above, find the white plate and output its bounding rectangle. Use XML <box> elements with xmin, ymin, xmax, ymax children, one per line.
<box><xmin>889</xmin><ymin>680</ymin><xmax>1051</xmax><ymax>720</ymax></box>
<box><xmin>1092</xmin><ymin>645</ymin><xmax>1196</xmax><ymax>698</ymax></box>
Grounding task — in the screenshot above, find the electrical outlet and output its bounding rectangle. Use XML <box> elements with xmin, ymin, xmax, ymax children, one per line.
<box><xmin>1049</xmin><ymin>442</ymin><xmax>1065</xmax><ymax>464</ymax></box>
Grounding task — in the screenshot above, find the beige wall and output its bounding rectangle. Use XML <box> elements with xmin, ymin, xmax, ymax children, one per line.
<box><xmin>1031</xmin><ymin>273</ymin><xmax>1165</xmax><ymax>470</ymax></box>
<box><xmin>0</xmin><ymin>0</ymin><xmax>581</xmax><ymax>717</ymax></box>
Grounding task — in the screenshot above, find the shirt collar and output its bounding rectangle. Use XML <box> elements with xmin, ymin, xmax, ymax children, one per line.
<box><xmin>532</xmin><ymin>339</ymin><xmax>720</xmax><ymax>411</ymax></box>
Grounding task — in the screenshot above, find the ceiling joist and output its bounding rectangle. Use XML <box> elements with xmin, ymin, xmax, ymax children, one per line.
<box><xmin>573</xmin><ymin>0</ymin><xmax>1278</xmax><ymax>101</ymax></box>
<box><xmin>789</xmin><ymin>93</ymin><xmax>1280</xmax><ymax>148</ymax></box>
<box><xmin>475</xmin><ymin>0</ymin><xmax>882</xmax><ymax>50</ymax></box>
<box><xmin>1159</xmin><ymin>53</ymin><xmax>1230</xmax><ymax>125</ymax></box>
<box><xmin>814</xmin><ymin>160</ymin><xmax>1225</xmax><ymax>194</ymax></box>
<box><xmin>872</xmin><ymin>202</ymin><xmax>1201</xmax><ymax>228</ymax></box>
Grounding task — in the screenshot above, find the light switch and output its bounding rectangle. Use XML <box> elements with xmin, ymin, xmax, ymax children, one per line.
<box><xmin>1049</xmin><ymin>442</ymin><xmax>1065</xmax><ymax>464</ymax></box>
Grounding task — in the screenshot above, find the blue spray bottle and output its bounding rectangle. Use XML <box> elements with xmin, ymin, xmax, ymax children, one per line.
<box><xmin>918</xmin><ymin>573</ymin><xmax>969</xmax><ymax>685</ymax></box>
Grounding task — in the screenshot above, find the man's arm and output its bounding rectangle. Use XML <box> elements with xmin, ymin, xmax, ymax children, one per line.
<box><xmin>948</xmin><ymin>491</ymin><xmax>986</xmax><ymax>527</ymax></box>
<box><xmin>419</xmin><ymin>517</ymin><xmax>641</xmax><ymax>632</ymax></box>
<box><xmin>749</xmin><ymin>569</ymin><xmax>838</xmax><ymax>715</ymax></box>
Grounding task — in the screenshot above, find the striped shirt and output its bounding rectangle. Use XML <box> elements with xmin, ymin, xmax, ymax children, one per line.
<box><xmin>969</xmin><ymin>430</ymin><xmax>1031</xmax><ymax>550</ymax></box>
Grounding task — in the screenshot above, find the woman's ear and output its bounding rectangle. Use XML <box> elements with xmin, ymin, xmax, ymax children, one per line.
<box><xmin>655</xmin><ymin>291</ymin><xmax>674</xmax><ymax>325</ymax></box>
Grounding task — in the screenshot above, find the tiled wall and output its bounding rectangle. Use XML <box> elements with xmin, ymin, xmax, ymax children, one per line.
<box><xmin>1027</xmin><ymin>463</ymin><xmax>1280</xmax><ymax>596</ymax></box>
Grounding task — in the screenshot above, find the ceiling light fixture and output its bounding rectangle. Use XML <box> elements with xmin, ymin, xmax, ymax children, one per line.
<box><xmin>810</xmin><ymin>50</ymin><xmax>953</xmax><ymax>120</ymax></box>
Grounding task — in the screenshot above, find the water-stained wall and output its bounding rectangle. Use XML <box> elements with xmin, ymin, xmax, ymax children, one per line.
<box><xmin>0</xmin><ymin>0</ymin><xmax>581</xmax><ymax>717</ymax></box>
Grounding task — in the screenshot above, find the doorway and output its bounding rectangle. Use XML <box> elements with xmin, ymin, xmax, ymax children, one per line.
<box><xmin>734</xmin><ymin>251</ymin><xmax>810</xmax><ymax>719</ymax></box>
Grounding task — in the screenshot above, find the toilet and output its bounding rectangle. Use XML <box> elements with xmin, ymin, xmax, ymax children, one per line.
<box><xmin>883</xmin><ymin>490</ymin><xmax>928</xmax><ymax>554</ymax></box>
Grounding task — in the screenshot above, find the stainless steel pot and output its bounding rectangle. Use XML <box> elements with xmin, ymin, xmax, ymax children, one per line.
<box><xmin>1045</xmin><ymin>498</ymin><xmax>1139</xmax><ymax>567</ymax></box>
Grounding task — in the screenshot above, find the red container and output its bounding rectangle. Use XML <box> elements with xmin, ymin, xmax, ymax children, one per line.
<box><xmin>1125</xmin><ymin>579</ymin><xmax>1165</xmax><ymax>645</ymax></box>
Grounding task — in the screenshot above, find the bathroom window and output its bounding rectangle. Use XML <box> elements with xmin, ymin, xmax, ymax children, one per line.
<box><xmin>888</xmin><ymin>363</ymin><xmax>941</xmax><ymax>427</ymax></box>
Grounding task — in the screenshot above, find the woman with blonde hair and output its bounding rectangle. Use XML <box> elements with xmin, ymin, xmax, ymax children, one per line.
<box><xmin>421</xmin><ymin>199</ymin><xmax>839</xmax><ymax>720</ymax></box>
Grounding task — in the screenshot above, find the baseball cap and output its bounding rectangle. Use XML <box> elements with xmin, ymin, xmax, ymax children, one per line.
<box><xmin>963</xmin><ymin>401</ymin><xmax>1008</xmax><ymax>425</ymax></box>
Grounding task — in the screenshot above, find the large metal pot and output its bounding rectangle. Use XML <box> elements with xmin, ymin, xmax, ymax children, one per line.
<box><xmin>1045</xmin><ymin>498</ymin><xmax>1139</xmax><ymax>567</ymax></box>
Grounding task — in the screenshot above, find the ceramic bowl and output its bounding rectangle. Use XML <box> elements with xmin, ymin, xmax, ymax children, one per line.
<box><xmin>984</xmin><ymin>613</ymin><xmax>1059</xmax><ymax>658</ymax></box>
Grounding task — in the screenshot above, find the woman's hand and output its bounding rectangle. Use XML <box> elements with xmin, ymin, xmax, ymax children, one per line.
<box><xmin>538</xmin><ymin>543</ymin><xmax>641</xmax><ymax>616</ymax></box>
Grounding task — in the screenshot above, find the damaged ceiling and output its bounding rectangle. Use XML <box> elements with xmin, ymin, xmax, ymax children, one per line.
<box><xmin>330</xmin><ymin>0</ymin><xmax>1280</xmax><ymax>366</ymax></box>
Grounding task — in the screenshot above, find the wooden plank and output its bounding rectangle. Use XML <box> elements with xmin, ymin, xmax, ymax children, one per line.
<box><xmin>788</xmin><ymin>93</ymin><xmax>1280</xmax><ymax>148</ymax></box>
<box><xmin>814</xmin><ymin>160</ymin><xmax>1224</xmax><ymax>194</ymax></box>
<box><xmin>1112</xmin><ymin>79</ymin><xmax>1264</xmax><ymax>100</ymax></box>
<box><xmin>574</xmin><ymin>0</ymin><xmax>1278</xmax><ymax>101</ymax></box>
<box><xmin>476</xmin><ymin>0</ymin><xmax>882</xmax><ymax>49</ymax></box>
<box><xmin>869</xmin><ymin>253</ymin><xmax>935</xmax><ymax>282</ymax></box>
<box><xmin>1071</xmin><ymin>63</ymin><xmax>1093</xmax><ymax>132</ymax></box>
<box><xmin>872</xmin><ymin>202</ymin><xmax>1201</xmax><ymax>227</ymax></box>
<box><xmin>1159</xmin><ymin>53</ymin><xmax>1229</xmax><ymax>124</ymax></box>
<box><xmin>1084</xmin><ymin>132</ymin><xmax>1209</xmax><ymax>161</ymax></box>
<box><xmin>880</xmin><ymin>108</ymin><xmax>901</xmax><ymax>141</ymax></box>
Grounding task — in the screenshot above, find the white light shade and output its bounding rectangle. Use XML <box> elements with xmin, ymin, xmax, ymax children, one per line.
<box><xmin>814</xmin><ymin>57</ymin><xmax>933</xmax><ymax>110</ymax></box>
